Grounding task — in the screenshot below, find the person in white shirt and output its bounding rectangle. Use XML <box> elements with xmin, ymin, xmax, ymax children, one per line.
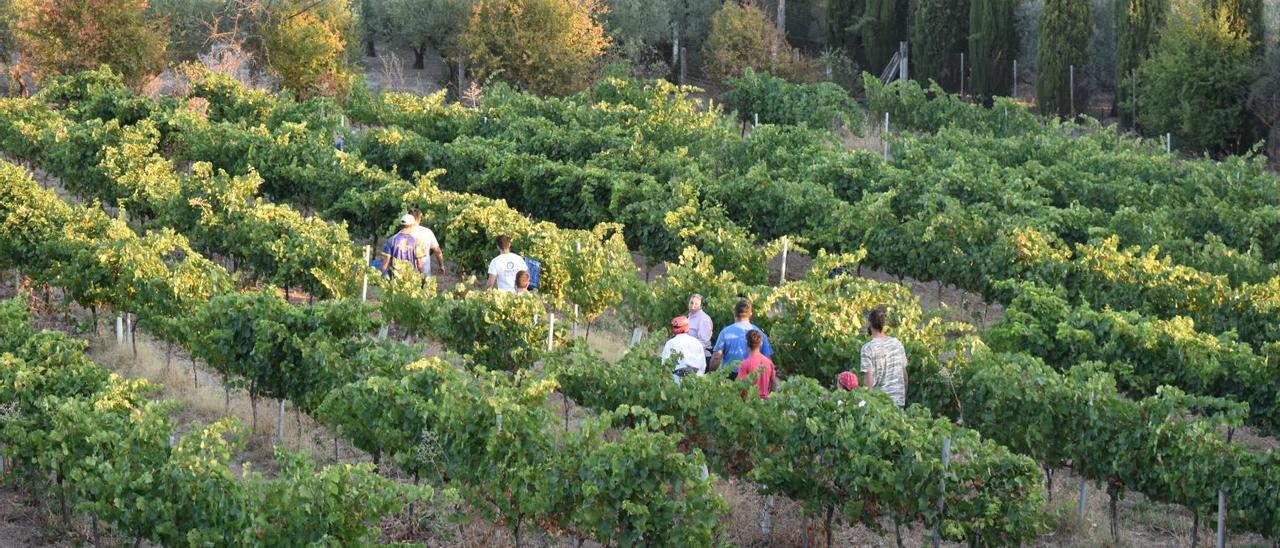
<box><xmin>408</xmin><ymin>208</ymin><xmax>446</xmax><ymax>278</ymax></box>
<box><xmin>686</xmin><ymin>293</ymin><xmax>713</xmax><ymax>353</ymax></box>
<box><xmin>486</xmin><ymin>234</ymin><xmax>528</xmax><ymax>292</ymax></box>
<box><xmin>662</xmin><ymin>316</ymin><xmax>707</xmax><ymax>384</ymax></box>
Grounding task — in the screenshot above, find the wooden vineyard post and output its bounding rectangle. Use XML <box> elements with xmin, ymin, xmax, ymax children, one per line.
<box><xmin>778</xmin><ymin>237</ymin><xmax>789</xmax><ymax>285</ymax></box>
<box><xmin>883</xmin><ymin>113</ymin><xmax>890</xmax><ymax>161</ymax></box>
<box><xmin>547</xmin><ymin>312</ymin><xmax>555</xmax><ymax>351</ymax></box>
<box><xmin>116</xmin><ymin>315</ymin><xmax>124</xmax><ymax>346</ymax></box>
<box><xmin>1013</xmin><ymin>59</ymin><xmax>1018</xmax><ymax>98</ymax></box>
<box><xmin>1069</xmin><ymin>65</ymin><xmax>1076</xmax><ymax>117</ymax></box>
<box><xmin>1078</xmin><ymin>478</ymin><xmax>1088</xmax><ymax>524</ymax></box>
<box><xmin>932</xmin><ymin>437</ymin><xmax>951</xmax><ymax>547</ymax></box>
<box><xmin>361</xmin><ymin>245</ymin><xmax>370</xmax><ymax>302</ymax></box>
<box><xmin>1217</xmin><ymin>427</ymin><xmax>1235</xmax><ymax>548</ymax></box>
<box><xmin>276</xmin><ymin>400</ymin><xmax>286</xmax><ymax>446</ymax></box>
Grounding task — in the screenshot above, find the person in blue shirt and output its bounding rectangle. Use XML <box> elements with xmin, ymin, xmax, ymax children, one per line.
<box><xmin>710</xmin><ymin>299</ymin><xmax>773</xmax><ymax>377</ymax></box>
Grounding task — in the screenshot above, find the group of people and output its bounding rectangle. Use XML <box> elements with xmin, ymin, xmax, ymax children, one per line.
<box><xmin>379</xmin><ymin>211</ymin><xmax>531</xmax><ymax>294</ymax></box>
<box><xmin>380</xmin><ymin>210</ymin><xmax>908</xmax><ymax>404</ymax></box>
<box><xmin>661</xmin><ymin>296</ymin><xmax>908</xmax><ymax>406</ymax></box>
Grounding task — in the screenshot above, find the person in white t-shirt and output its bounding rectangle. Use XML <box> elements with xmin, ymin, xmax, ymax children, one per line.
<box><xmin>408</xmin><ymin>208</ymin><xmax>446</xmax><ymax>277</ymax></box>
<box><xmin>486</xmin><ymin>234</ymin><xmax>528</xmax><ymax>292</ymax></box>
<box><xmin>662</xmin><ymin>316</ymin><xmax>707</xmax><ymax>384</ymax></box>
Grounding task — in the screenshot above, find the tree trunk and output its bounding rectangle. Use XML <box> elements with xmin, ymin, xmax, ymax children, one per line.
<box><xmin>130</xmin><ymin>315</ymin><xmax>138</xmax><ymax>362</ymax></box>
<box><xmin>366</xmin><ymin>40</ymin><xmax>377</xmax><ymax>58</ymax></box>
<box><xmin>777</xmin><ymin>0</ymin><xmax>786</xmax><ymax>33</ymax></box>
<box><xmin>824</xmin><ymin>504</ymin><xmax>834</xmax><ymax>548</ymax></box>
<box><xmin>413</xmin><ymin>46</ymin><xmax>426</xmax><ymax>70</ymax></box>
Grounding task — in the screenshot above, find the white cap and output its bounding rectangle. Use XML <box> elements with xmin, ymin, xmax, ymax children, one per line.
<box><xmin>400</xmin><ymin>214</ymin><xmax>416</xmax><ymax>226</ymax></box>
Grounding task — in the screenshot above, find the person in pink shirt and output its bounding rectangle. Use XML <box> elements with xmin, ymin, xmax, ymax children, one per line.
<box><xmin>736</xmin><ymin>330</ymin><xmax>778</xmax><ymax>399</ymax></box>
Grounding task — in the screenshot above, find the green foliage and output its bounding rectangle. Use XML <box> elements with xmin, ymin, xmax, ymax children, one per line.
<box><xmin>1135</xmin><ymin>0</ymin><xmax>1256</xmax><ymax>153</ymax></box>
<box><xmin>826</xmin><ymin>0</ymin><xmax>866</xmax><ymax>59</ymax></box>
<box><xmin>0</xmin><ymin>301</ymin><xmax>420</xmax><ymax>545</ymax></box>
<box><xmin>726</xmin><ymin>67</ymin><xmax>864</xmax><ymax>132</ymax></box>
<box><xmin>1086</xmin><ymin>0</ymin><xmax>1117</xmax><ymax>91</ymax></box>
<box><xmin>1036</xmin><ymin>0</ymin><xmax>1092</xmax><ymax>117</ymax></box>
<box><xmin>987</xmin><ymin>282</ymin><xmax>1280</xmax><ymax>433</ymax></box>
<box><xmin>1207</xmin><ymin>0</ymin><xmax>1263</xmax><ymax>47</ymax></box>
<box><xmin>550</xmin><ymin>347</ymin><xmax>1048</xmax><ymax>544</ymax></box>
<box><xmin>11</xmin><ymin>0</ymin><xmax>168</xmax><ymax>86</ymax></box>
<box><xmin>968</xmin><ymin>0</ymin><xmax>1018</xmax><ymax>102</ymax></box>
<box><xmin>910</xmin><ymin>0</ymin><xmax>970</xmax><ymax>91</ymax></box>
<box><xmin>1115</xmin><ymin>0</ymin><xmax>1169</xmax><ymax>121</ymax></box>
<box><xmin>859</xmin><ymin>0</ymin><xmax>908</xmax><ymax>73</ymax></box>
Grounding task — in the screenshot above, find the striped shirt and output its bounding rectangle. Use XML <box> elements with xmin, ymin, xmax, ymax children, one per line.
<box><xmin>861</xmin><ymin>336</ymin><xmax>907</xmax><ymax>407</ymax></box>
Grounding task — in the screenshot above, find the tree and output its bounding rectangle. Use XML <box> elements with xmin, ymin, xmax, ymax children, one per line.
<box><xmin>1036</xmin><ymin>0</ymin><xmax>1092</xmax><ymax>117</ymax></box>
<box><xmin>1115</xmin><ymin>0</ymin><xmax>1169</xmax><ymax>123</ymax></box>
<box><xmin>827</xmin><ymin>0</ymin><xmax>867</xmax><ymax>66</ymax></box>
<box><xmin>358</xmin><ymin>0</ymin><xmax>384</xmax><ymax>57</ymax></box>
<box><xmin>968</xmin><ymin>0</ymin><xmax>1017</xmax><ymax>103</ymax></box>
<box><xmin>702</xmin><ymin>2</ymin><xmax>809</xmax><ymax>82</ymax></box>
<box><xmin>1137</xmin><ymin>0</ymin><xmax>1254</xmax><ymax>152</ymax></box>
<box><xmin>381</xmin><ymin>0</ymin><xmax>474</xmax><ymax>70</ymax></box>
<box><xmin>463</xmin><ymin>0</ymin><xmax>611</xmax><ymax>96</ymax></box>
<box><xmin>264</xmin><ymin>0</ymin><xmax>356</xmax><ymax>99</ymax></box>
<box><xmin>910</xmin><ymin>0</ymin><xmax>970</xmax><ymax>91</ymax></box>
<box><xmin>1086</xmin><ymin>0</ymin><xmax>1116</xmax><ymax>91</ymax></box>
<box><xmin>148</xmin><ymin>0</ymin><xmax>231</xmax><ymax>62</ymax></box>
<box><xmin>860</xmin><ymin>0</ymin><xmax>908</xmax><ymax>74</ymax></box>
<box><xmin>1248</xmin><ymin>50</ymin><xmax>1280</xmax><ymax>158</ymax></box>
<box><xmin>11</xmin><ymin>0</ymin><xmax>169</xmax><ymax>86</ymax></box>
<box><xmin>1207</xmin><ymin>0</ymin><xmax>1262</xmax><ymax>49</ymax></box>
<box><xmin>603</xmin><ymin>0</ymin><xmax>719</xmax><ymax>81</ymax></box>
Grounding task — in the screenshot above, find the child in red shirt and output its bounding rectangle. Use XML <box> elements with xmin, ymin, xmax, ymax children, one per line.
<box><xmin>736</xmin><ymin>330</ymin><xmax>778</xmax><ymax>399</ymax></box>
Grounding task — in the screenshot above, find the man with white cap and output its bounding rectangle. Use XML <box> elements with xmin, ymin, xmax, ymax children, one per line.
<box><xmin>661</xmin><ymin>315</ymin><xmax>707</xmax><ymax>384</ymax></box>
<box><xmin>380</xmin><ymin>214</ymin><xmax>428</xmax><ymax>279</ymax></box>
<box><xmin>408</xmin><ymin>207</ymin><xmax>446</xmax><ymax>278</ymax></box>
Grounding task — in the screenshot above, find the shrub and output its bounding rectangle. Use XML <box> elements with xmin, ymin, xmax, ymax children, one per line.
<box><xmin>264</xmin><ymin>0</ymin><xmax>355</xmax><ymax>100</ymax></box>
<box><xmin>463</xmin><ymin>0</ymin><xmax>611</xmax><ymax>96</ymax></box>
<box><xmin>726</xmin><ymin>68</ymin><xmax>863</xmax><ymax>132</ymax></box>
<box><xmin>1136</xmin><ymin>0</ymin><xmax>1255</xmax><ymax>153</ymax></box>
<box><xmin>11</xmin><ymin>0</ymin><xmax>168</xmax><ymax>87</ymax></box>
<box><xmin>702</xmin><ymin>2</ymin><xmax>813</xmax><ymax>83</ymax></box>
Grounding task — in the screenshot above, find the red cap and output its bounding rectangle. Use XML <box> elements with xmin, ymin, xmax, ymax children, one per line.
<box><xmin>838</xmin><ymin>371</ymin><xmax>859</xmax><ymax>391</ymax></box>
<box><xmin>671</xmin><ymin>316</ymin><xmax>690</xmax><ymax>334</ymax></box>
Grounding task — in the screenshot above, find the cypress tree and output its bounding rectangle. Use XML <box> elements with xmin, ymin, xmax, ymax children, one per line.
<box><xmin>968</xmin><ymin>0</ymin><xmax>1017</xmax><ymax>104</ymax></box>
<box><xmin>910</xmin><ymin>0</ymin><xmax>971</xmax><ymax>91</ymax></box>
<box><xmin>1207</xmin><ymin>0</ymin><xmax>1263</xmax><ymax>49</ymax></box>
<box><xmin>827</xmin><ymin>0</ymin><xmax>867</xmax><ymax>63</ymax></box>
<box><xmin>861</xmin><ymin>0</ymin><xmax>909</xmax><ymax>73</ymax></box>
<box><xmin>1115</xmin><ymin>0</ymin><xmax>1168</xmax><ymax>123</ymax></box>
<box><xmin>1037</xmin><ymin>0</ymin><xmax>1093</xmax><ymax>117</ymax></box>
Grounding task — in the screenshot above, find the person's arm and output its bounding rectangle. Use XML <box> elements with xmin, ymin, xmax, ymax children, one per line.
<box><xmin>486</xmin><ymin>258</ymin><xmax>498</xmax><ymax>289</ymax></box>
<box><xmin>861</xmin><ymin>348</ymin><xmax>875</xmax><ymax>389</ymax></box>
<box><xmin>768</xmin><ymin>364</ymin><xmax>779</xmax><ymax>392</ymax></box>
<box><xmin>761</xmin><ymin>331</ymin><xmax>774</xmax><ymax>357</ymax></box>
<box><xmin>380</xmin><ymin>240</ymin><xmax>393</xmax><ymax>274</ymax></box>
<box><xmin>433</xmin><ymin>246</ymin><xmax>446</xmax><ymax>275</ymax></box>
<box><xmin>708</xmin><ymin>351</ymin><xmax>723</xmax><ymax>372</ymax></box>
